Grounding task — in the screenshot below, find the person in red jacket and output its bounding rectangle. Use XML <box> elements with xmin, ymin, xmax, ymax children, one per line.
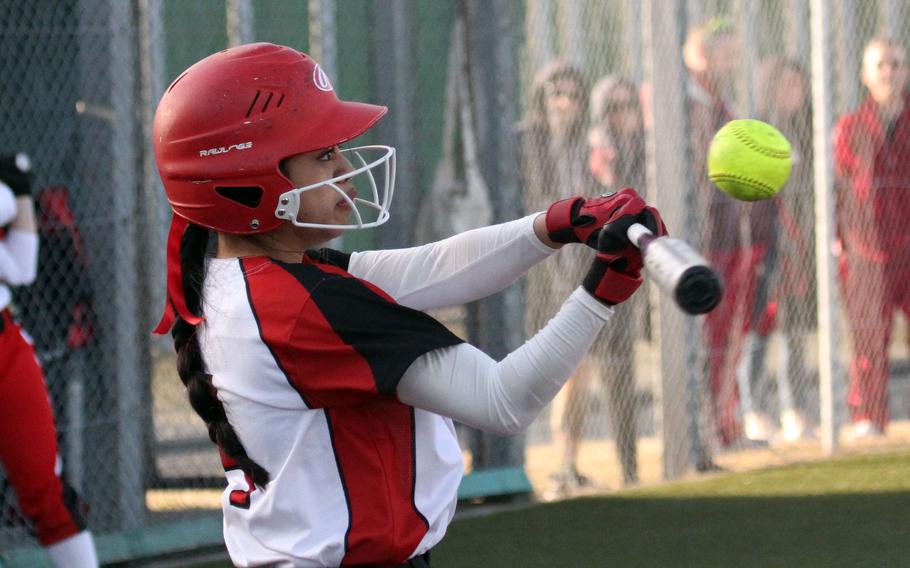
<box><xmin>834</xmin><ymin>37</ymin><xmax>910</xmax><ymax>440</ymax></box>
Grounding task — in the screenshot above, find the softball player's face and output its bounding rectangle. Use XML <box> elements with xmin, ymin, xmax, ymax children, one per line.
<box><xmin>283</xmin><ymin>146</ymin><xmax>356</xmax><ymax>233</ymax></box>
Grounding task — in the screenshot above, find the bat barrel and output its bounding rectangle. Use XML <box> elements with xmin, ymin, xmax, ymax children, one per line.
<box><xmin>675</xmin><ymin>265</ymin><xmax>723</xmax><ymax>314</ymax></box>
<box><xmin>626</xmin><ymin>223</ymin><xmax>723</xmax><ymax>315</ymax></box>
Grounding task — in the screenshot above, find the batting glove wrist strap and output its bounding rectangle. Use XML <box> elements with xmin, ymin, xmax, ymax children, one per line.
<box><xmin>583</xmin><ymin>257</ymin><xmax>642</xmax><ymax>305</ymax></box>
<box><xmin>544</xmin><ymin>196</ymin><xmax>587</xmax><ymax>244</ymax></box>
<box><xmin>545</xmin><ymin>188</ymin><xmax>653</xmax><ymax>248</ymax></box>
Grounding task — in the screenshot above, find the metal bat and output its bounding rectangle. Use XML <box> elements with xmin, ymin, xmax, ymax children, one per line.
<box><xmin>626</xmin><ymin>223</ymin><xmax>723</xmax><ymax>315</ymax></box>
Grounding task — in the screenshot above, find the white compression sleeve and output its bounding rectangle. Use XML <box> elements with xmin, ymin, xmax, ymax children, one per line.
<box><xmin>347</xmin><ymin>214</ymin><xmax>555</xmax><ymax>310</ymax></box>
<box><xmin>0</xmin><ymin>229</ymin><xmax>38</xmax><ymax>285</ymax></box>
<box><xmin>397</xmin><ymin>288</ymin><xmax>614</xmax><ymax>436</ymax></box>
<box><xmin>0</xmin><ymin>182</ymin><xmax>16</xmax><ymax>226</ymax></box>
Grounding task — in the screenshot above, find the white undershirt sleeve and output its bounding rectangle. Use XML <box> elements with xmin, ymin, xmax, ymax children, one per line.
<box><xmin>347</xmin><ymin>213</ymin><xmax>555</xmax><ymax>311</ymax></box>
<box><xmin>0</xmin><ymin>229</ymin><xmax>39</xmax><ymax>286</ymax></box>
<box><xmin>0</xmin><ymin>182</ymin><xmax>16</xmax><ymax>226</ymax></box>
<box><xmin>397</xmin><ymin>288</ymin><xmax>614</xmax><ymax>436</ymax></box>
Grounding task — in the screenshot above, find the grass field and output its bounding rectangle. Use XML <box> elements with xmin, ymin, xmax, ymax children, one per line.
<box><xmin>194</xmin><ymin>450</ymin><xmax>910</xmax><ymax>567</ymax></box>
<box><xmin>434</xmin><ymin>450</ymin><xmax>910</xmax><ymax>567</ymax></box>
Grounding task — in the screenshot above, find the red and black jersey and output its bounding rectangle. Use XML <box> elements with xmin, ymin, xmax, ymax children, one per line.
<box><xmin>199</xmin><ymin>253</ymin><xmax>464</xmax><ymax>567</ymax></box>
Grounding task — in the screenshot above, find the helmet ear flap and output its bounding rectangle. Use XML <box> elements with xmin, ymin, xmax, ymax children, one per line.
<box><xmin>214</xmin><ymin>186</ymin><xmax>264</xmax><ymax>209</ymax></box>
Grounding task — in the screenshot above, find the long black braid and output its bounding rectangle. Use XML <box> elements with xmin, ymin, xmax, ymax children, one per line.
<box><xmin>171</xmin><ymin>223</ymin><xmax>270</xmax><ymax>488</ymax></box>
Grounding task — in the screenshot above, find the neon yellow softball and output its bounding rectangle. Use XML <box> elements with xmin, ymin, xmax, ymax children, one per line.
<box><xmin>707</xmin><ymin>119</ymin><xmax>792</xmax><ymax>201</ymax></box>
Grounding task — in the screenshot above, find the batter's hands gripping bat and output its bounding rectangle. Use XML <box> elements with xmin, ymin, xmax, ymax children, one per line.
<box><xmin>625</xmin><ymin>223</ymin><xmax>722</xmax><ymax>315</ymax></box>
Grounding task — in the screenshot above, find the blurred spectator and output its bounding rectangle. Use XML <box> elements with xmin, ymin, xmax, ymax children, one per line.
<box><xmin>585</xmin><ymin>74</ymin><xmax>648</xmax><ymax>485</ymax></box>
<box><xmin>736</xmin><ymin>56</ymin><xmax>816</xmax><ymax>443</ymax></box>
<box><xmin>588</xmin><ymin>75</ymin><xmax>646</xmax><ymax>191</ymax></box>
<box><xmin>685</xmin><ymin>17</ymin><xmax>776</xmax><ymax>451</ymax></box>
<box><xmin>519</xmin><ymin>60</ymin><xmax>594</xmax><ymax>211</ymax></box>
<box><xmin>517</xmin><ymin>61</ymin><xmax>599</xmax><ymax>497</ymax></box>
<box><xmin>0</xmin><ymin>153</ymin><xmax>98</xmax><ymax>567</ymax></box>
<box><xmin>834</xmin><ymin>37</ymin><xmax>910</xmax><ymax>440</ymax></box>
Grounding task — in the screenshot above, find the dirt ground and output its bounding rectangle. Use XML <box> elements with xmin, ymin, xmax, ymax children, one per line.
<box><xmin>524</xmin><ymin>419</ymin><xmax>910</xmax><ymax>498</ymax></box>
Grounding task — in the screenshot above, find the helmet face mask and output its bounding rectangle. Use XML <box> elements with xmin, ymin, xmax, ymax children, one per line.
<box><xmin>154</xmin><ymin>42</ymin><xmax>394</xmax><ymax>234</ymax></box>
<box><xmin>275</xmin><ymin>145</ymin><xmax>396</xmax><ymax>229</ymax></box>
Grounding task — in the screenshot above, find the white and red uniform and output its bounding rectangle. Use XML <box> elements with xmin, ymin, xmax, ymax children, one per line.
<box><xmin>0</xmin><ymin>181</ymin><xmax>96</xmax><ymax>566</ymax></box>
<box><xmin>200</xmin><ymin>214</ymin><xmax>615</xmax><ymax>567</ymax></box>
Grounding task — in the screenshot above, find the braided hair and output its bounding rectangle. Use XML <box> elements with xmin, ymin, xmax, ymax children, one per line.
<box><xmin>171</xmin><ymin>223</ymin><xmax>270</xmax><ymax>488</ymax></box>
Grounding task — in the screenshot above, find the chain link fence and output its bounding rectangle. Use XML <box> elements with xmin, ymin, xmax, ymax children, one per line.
<box><xmin>0</xmin><ymin>0</ymin><xmax>908</xmax><ymax>564</ymax></box>
<box><xmin>518</xmin><ymin>0</ymin><xmax>910</xmax><ymax>497</ymax></box>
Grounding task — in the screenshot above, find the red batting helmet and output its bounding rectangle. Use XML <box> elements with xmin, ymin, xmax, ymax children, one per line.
<box><xmin>153</xmin><ymin>42</ymin><xmax>390</xmax><ymax>234</ymax></box>
<box><xmin>153</xmin><ymin>43</ymin><xmax>394</xmax><ymax>335</ymax></box>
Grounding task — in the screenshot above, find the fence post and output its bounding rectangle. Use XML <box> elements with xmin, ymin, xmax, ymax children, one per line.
<box><xmin>462</xmin><ymin>0</ymin><xmax>528</xmax><ymax>475</ymax></box>
<box><xmin>368</xmin><ymin>0</ymin><xmax>419</xmax><ymax>249</ymax></box>
<box><xmin>642</xmin><ymin>0</ymin><xmax>698</xmax><ymax>480</ymax></box>
<box><xmin>99</xmin><ymin>0</ymin><xmax>146</xmax><ymax>529</ymax></box>
<box><xmin>226</xmin><ymin>0</ymin><xmax>254</xmax><ymax>46</ymax></box>
<box><xmin>308</xmin><ymin>0</ymin><xmax>336</xmax><ymax>80</ymax></box>
<box><xmin>809</xmin><ymin>0</ymin><xmax>842</xmax><ymax>455</ymax></box>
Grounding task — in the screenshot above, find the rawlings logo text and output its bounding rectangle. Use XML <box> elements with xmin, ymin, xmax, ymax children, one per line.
<box><xmin>199</xmin><ymin>141</ymin><xmax>253</xmax><ymax>157</ymax></box>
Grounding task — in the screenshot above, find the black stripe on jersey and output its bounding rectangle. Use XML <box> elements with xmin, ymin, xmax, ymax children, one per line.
<box><xmin>306</xmin><ymin>247</ymin><xmax>351</xmax><ymax>270</ymax></box>
<box><xmin>240</xmin><ymin>259</ymin><xmax>314</xmax><ymax>408</ymax></box>
<box><xmin>324</xmin><ymin>409</ymin><xmax>353</xmax><ymax>557</ymax></box>
<box><xmin>410</xmin><ymin>408</ymin><xmax>430</xmax><ymax>531</ymax></box>
<box><xmin>277</xmin><ymin>262</ymin><xmax>464</xmax><ymax>395</ymax></box>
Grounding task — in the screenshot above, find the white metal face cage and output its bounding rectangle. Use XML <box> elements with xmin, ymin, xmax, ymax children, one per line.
<box><xmin>274</xmin><ymin>145</ymin><xmax>396</xmax><ymax>229</ymax></box>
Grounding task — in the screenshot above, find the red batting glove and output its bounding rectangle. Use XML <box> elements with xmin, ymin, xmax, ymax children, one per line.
<box><xmin>545</xmin><ymin>188</ymin><xmax>653</xmax><ymax>248</ymax></box>
<box><xmin>583</xmin><ymin>205</ymin><xmax>667</xmax><ymax>305</ymax></box>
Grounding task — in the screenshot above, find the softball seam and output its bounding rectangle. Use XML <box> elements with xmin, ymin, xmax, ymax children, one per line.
<box><xmin>729</xmin><ymin>123</ymin><xmax>791</xmax><ymax>159</ymax></box>
<box><xmin>708</xmin><ymin>173</ymin><xmax>776</xmax><ymax>197</ymax></box>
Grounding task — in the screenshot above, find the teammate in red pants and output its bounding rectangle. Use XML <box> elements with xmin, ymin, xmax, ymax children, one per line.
<box><xmin>684</xmin><ymin>19</ymin><xmax>775</xmax><ymax>448</ymax></box>
<box><xmin>834</xmin><ymin>38</ymin><xmax>910</xmax><ymax>438</ymax></box>
<box><xmin>703</xmin><ymin>244</ymin><xmax>769</xmax><ymax>445</ymax></box>
<box><xmin>0</xmin><ymin>154</ymin><xmax>97</xmax><ymax>567</ymax></box>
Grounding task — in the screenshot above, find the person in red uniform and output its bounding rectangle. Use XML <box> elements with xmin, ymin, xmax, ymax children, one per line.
<box><xmin>684</xmin><ymin>19</ymin><xmax>777</xmax><ymax>450</ymax></box>
<box><xmin>834</xmin><ymin>37</ymin><xmax>910</xmax><ymax>439</ymax></box>
<box><xmin>152</xmin><ymin>43</ymin><xmax>666</xmax><ymax>567</ymax></box>
<box><xmin>0</xmin><ymin>153</ymin><xmax>98</xmax><ymax>567</ymax></box>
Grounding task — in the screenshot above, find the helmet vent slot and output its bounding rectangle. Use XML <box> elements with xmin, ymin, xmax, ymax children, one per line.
<box><xmin>261</xmin><ymin>92</ymin><xmax>274</xmax><ymax>112</ymax></box>
<box><xmin>245</xmin><ymin>90</ymin><xmax>285</xmax><ymax>118</ymax></box>
<box><xmin>215</xmin><ymin>186</ymin><xmax>263</xmax><ymax>208</ymax></box>
<box><xmin>245</xmin><ymin>91</ymin><xmax>261</xmax><ymax>118</ymax></box>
